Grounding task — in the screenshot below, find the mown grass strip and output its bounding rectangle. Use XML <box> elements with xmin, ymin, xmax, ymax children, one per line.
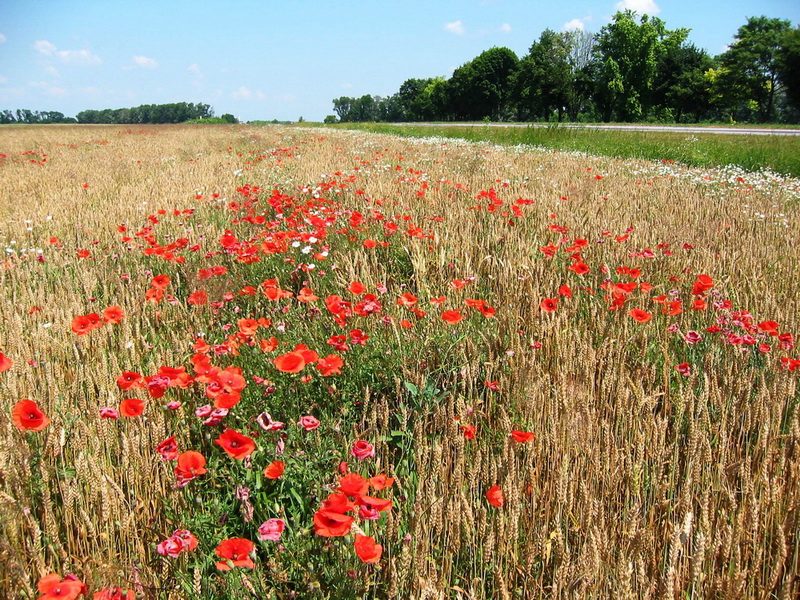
<box><xmin>326</xmin><ymin>122</ymin><xmax>800</xmax><ymax>177</ymax></box>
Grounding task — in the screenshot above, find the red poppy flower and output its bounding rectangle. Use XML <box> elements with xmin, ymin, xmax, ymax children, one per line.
<box><xmin>758</xmin><ymin>321</ymin><xmax>779</xmax><ymax>335</ymax></box>
<box><xmin>338</xmin><ymin>472</ymin><xmax>369</xmax><ymax>497</ymax></box>
<box><xmin>540</xmin><ymin>298</ymin><xmax>558</xmax><ymax>312</ymax></box>
<box><xmin>37</xmin><ymin>573</ymin><xmax>86</xmax><ymax>600</ymax></box>
<box><xmin>629</xmin><ymin>308</ymin><xmax>652</xmax><ymax>323</ymax></box>
<box><xmin>263</xmin><ymin>460</ymin><xmax>285</xmax><ymax>479</ymax></box>
<box><xmin>313</xmin><ymin>509</ymin><xmax>354</xmax><ymax>537</ymax></box>
<box><xmin>511</xmin><ymin>430</ymin><xmax>535</xmax><ymax>443</ymax></box>
<box><xmin>71</xmin><ymin>315</ymin><xmax>94</xmax><ymax>335</ymax></box>
<box><xmin>368</xmin><ymin>474</ymin><xmax>395</xmax><ymax>491</ymax></box>
<box><xmin>354</xmin><ymin>534</ymin><xmax>383</xmax><ymax>563</ymax></box>
<box><xmin>569</xmin><ymin>262</ymin><xmax>590</xmax><ymax>275</ymax></box>
<box><xmin>0</xmin><ymin>351</ymin><xmax>13</xmax><ymax>373</ymax></box>
<box><xmin>213</xmin><ymin>391</ymin><xmax>241</xmax><ymax>409</ymax></box>
<box><xmin>350</xmin><ymin>440</ymin><xmax>375</xmax><ymax>460</ymax></box>
<box><xmin>102</xmin><ymin>306</ymin><xmax>125</xmax><ymax>324</ymax></box>
<box><xmin>12</xmin><ymin>399</ymin><xmax>50</xmax><ymax>431</ymax></box>
<box><xmin>358</xmin><ymin>495</ymin><xmax>392</xmax><ymax>512</ymax></box>
<box><xmin>151</xmin><ymin>274</ymin><xmax>171</xmax><ymax>290</ymax></box>
<box><xmin>187</xmin><ymin>290</ymin><xmax>207</xmax><ymax>306</ymax></box>
<box><xmin>119</xmin><ymin>397</ymin><xmax>145</xmax><ymax>417</ymax></box>
<box><xmin>274</xmin><ymin>351</ymin><xmax>306</xmax><ymax>373</ymax></box>
<box><xmin>441</xmin><ymin>310</ymin><xmax>463</xmax><ymax>325</ymax></box>
<box><xmin>298</xmin><ymin>415</ymin><xmax>320</xmax><ymax>430</ymax></box>
<box><xmin>156</xmin><ymin>436</ymin><xmax>179</xmax><ymax>461</ymax></box>
<box><xmin>214</xmin><ymin>429</ymin><xmax>256</xmax><ymax>460</ymax></box>
<box><xmin>348</xmin><ymin>281</ymin><xmax>366</xmax><ymax>295</ymax></box>
<box><xmin>461</xmin><ymin>424</ymin><xmax>477</xmax><ymax>439</ymax></box>
<box><xmin>214</xmin><ymin>537</ymin><xmax>255</xmax><ymax>570</ymax></box>
<box><xmin>174</xmin><ymin>451</ymin><xmax>207</xmax><ymax>486</ymax></box>
<box><xmin>315</xmin><ymin>354</ymin><xmax>344</xmax><ymax>376</ymax></box>
<box><xmin>116</xmin><ymin>371</ymin><xmax>143</xmax><ymax>391</ymax></box>
<box><xmin>397</xmin><ymin>292</ymin><xmax>418</xmax><ymax>308</ymax></box>
<box><xmin>486</xmin><ymin>484</ymin><xmax>504</xmax><ymax>507</ymax></box>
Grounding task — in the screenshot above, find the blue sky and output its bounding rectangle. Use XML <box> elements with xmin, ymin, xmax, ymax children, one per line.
<box><xmin>1</xmin><ymin>0</ymin><xmax>798</xmax><ymax>122</ymax></box>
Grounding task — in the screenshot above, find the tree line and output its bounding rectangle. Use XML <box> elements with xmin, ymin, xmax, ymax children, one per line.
<box><xmin>0</xmin><ymin>102</ymin><xmax>221</xmax><ymax>125</ymax></box>
<box><xmin>330</xmin><ymin>12</ymin><xmax>800</xmax><ymax>124</ymax></box>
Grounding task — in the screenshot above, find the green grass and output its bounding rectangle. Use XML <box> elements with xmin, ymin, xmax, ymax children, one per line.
<box><xmin>327</xmin><ymin>122</ymin><xmax>800</xmax><ymax>178</ymax></box>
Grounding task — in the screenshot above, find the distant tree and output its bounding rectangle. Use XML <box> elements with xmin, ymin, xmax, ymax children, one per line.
<box><xmin>397</xmin><ymin>78</ymin><xmax>434</xmax><ymax>121</ymax></box>
<box><xmin>594</xmin><ymin>11</ymin><xmax>688</xmax><ymax>121</ymax></box>
<box><xmin>652</xmin><ymin>43</ymin><xmax>714</xmax><ymax>121</ymax></box>
<box><xmin>717</xmin><ymin>16</ymin><xmax>793</xmax><ymax>121</ymax></box>
<box><xmin>220</xmin><ymin>113</ymin><xmax>237</xmax><ymax>123</ymax></box>
<box><xmin>332</xmin><ymin>97</ymin><xmax>356</xmax><ymax>121</ymax></box>
<box><xmin>777</xmin><ymin>27</ymin><xmax>800</xmax><ymax>116</ymax></box>
<box><xmin>447</xmin><ymin>47</ymin><xmax>519</xmax><ymax>120</ymax></box>
<box><xmin>323</xmin><ymin>115</ymin><xmax>338</xmax><ymax>124</ymax></box>
<box><xmin>513</xmin><ymin>29</ymin><xmax>572</xmax><ymax>121</ymax></box>
<box><xmin>0</xmin><ymin>110</ymin><xmax>15</xmax><ymax>123</ymax></box>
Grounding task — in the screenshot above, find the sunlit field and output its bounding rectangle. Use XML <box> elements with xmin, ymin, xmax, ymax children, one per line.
<box><xmin>1</xmin><ymin>124</ymin><xmax>799</xmax><ymax>600</ymax></box>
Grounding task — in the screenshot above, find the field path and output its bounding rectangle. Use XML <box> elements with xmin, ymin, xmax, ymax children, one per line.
<box><xmin>392</xmin><ymin>122</ymin><xmax>800</xmax><ymax>136</ymax></box>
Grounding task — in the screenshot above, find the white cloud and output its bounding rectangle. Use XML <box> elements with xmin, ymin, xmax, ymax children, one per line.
<box><xmin>500</xmin><ymin>23</ymin><xmax>511</xmax><ymax>33</ymax></box>
<box><xmin>0</xmin><ymin>34</ymin><xmax>7</xmax><ymax>44</ymax></box>
<box><xmin>614</xmin><ymin>0</ymin><xmax>660</xmax><ymax>15</ymax></box>
<box><xmin>0</xmin><ymin>75</ymin><xmax>7</xmax><ymax>84</ymax></box>
<box><xmin>232</xmin><ymin>86</ymin><xmax>253</xmax><ymax>99</ymax></box>
<box><xmin>56</xmin><ymin>49</ymin><xmax>102</xmax><ymax>66</ymax></box>
<box><xmin>34</xmin><ymin>40</ymin><xmax>101</xmax><ymax>65</ymax></box>
<box><xmin>34</xmin><ymin>40</ymin><xmax>57</xmax><ymax>55</ymax></box>
<box><xmin>132</xmin><ymin>55</ymin><xmax>158</xmax><ymax>69</ymax></box>
<box><xmin>444</xmin><ymin>20</ymin><xmax>465</xmax><ymax>35</ymax></box>
<box><xmin>341</xmin><ymin>82</ymin><xmax>353</xmax><ymax>89</ymax></box>
<box><xmin>563</xmin><ymin>18</ymin><xmax>585</xmax><ymax>31</ymax></box>
<box><xmin>188</xmin><ymin>63</ymin><xmax>202</xmax><ymax>76</ymax></box>
<box><xmin>44</xmin><ymin>65</ymin><xmax>59</xmax><ymax>77</ymax></box>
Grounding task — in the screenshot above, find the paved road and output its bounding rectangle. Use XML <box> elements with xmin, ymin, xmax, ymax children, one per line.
<box><xmin>390</xmin><ymin>122</ymin><xmax>800</xmax><ymax>136</ymax></box>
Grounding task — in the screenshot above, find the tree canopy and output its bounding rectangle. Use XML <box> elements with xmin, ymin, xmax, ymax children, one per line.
<box><xmin>330</xmin><ymin>12</ymin><xmax>800</xmax><ymax>125</ymax></box>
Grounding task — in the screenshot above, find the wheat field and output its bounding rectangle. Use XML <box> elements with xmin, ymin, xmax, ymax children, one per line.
<box><xmin>0</xmin><ymin>124</ymin><xmax>798</xmax><ymax>599</ymax></box>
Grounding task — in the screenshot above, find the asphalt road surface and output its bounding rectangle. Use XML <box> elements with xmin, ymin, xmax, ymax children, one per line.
<box><xmin>390</xmin><ymin>122</ymin><xmax>800</xmax><ymax>136</ymax></box>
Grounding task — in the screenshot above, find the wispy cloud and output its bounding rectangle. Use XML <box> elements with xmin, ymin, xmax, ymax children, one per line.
<box><xmin>231</xmin><ymin>86</ymin><xmax>266</xmax><ymax>100</ymax></box>
<box><xmin>0</xmin><ymin>34</ymin><xmax>7</xmax><ymax>44</ymax></box>
<box><xmin>132</xmin><ymin>55</ymin><xmax>158</xmax><ymax>69</ymax></box>
<box><xmin>34</xmin><ymin>40</ymin><xmax>102</xmax><ymax>65</ymax></box>
<box><xmin>187</xmin><ymin>63</ymin><xmax>202</xmax><ymax>77</ymax></box>
<box><xmin>34</xmin><ymin>40</ymin><xmax>57</xmax><ymax>55</ymax></box>
<box><xmin>444</xmin><ymin>20</ymin><xmax>465</xmax><ymax>35</ymax></box>
<box><xmin>614</xmin><ymin>0</ymin><xmax>661</xmax><ymax>15</ymax></box>
<box><xmin>499</xmin><ymin>23</ymin><xmax>512</xmax><ymax>33</ymax></box>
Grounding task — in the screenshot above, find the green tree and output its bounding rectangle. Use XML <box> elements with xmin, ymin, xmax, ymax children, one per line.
<box><xmin>332</xmin><ymin>96</ymin><xmax>355</xmax><ymax>121</ymax></box>
<box><xmin>652</xmin><ymin>43</ymin><xmax>713</xmax><ymax>122</ymax></box>
<box><xmin>594</xmin><ymin>10</ymin><xmax>688</xmax><ymax>121</ymax></box>
<box><xmin>777</xmin><ymin>27</ymin><xmax>800</xmax><ymax>116</ymax></box>
<box><xmin>512</xmin><ymin>29</ymin><xmax>572</xmax><ymax>121</ymax></box>
<box><xmin>447</xmin><ymin>47</ymin><xmax>519</xmax><ymax>120</ymax></box>
<box><xmin>717</xmin><ymin>16</ymin><xmax>793</xmax><ymax>122</ymax></box>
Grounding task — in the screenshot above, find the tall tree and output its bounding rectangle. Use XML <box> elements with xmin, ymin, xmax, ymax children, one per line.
<box><xmin>447</xmin><ymin>47</ymin><xmax>519</xmax><ymax>120</ymax></box>
<box><xmin>512</xmin><ymin>29</ymin><xmax>572</xmax><ymax>121</ymax></box>
<box><xmin>653</xmin><ymin>43</ymin><xmax>713</xmax><ymax>121</ymax></box>
<box><xmin>777</xmin><ymin>27</ymin><xmax>800</xmax><ymax>116</ymax></box>
<box><xmin>594</xmin><ymin>10</ymin><xmax>688</xmax><ymax>121</ymax></box>
<box><xmin>717</xmin><ymin>16</ymin><xmax>793</xmax><ymax>122</ymax></box>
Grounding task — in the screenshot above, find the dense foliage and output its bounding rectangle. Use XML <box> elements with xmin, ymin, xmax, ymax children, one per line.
<box><xmin>0</xmin><ymin>103</ymin><xmax>218</xmax><ymax>125</ymax></box>
<box><xmin>331</xmin><ymin>12</ymin><xmax>800</xmax><ymax>124</ymax></box>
